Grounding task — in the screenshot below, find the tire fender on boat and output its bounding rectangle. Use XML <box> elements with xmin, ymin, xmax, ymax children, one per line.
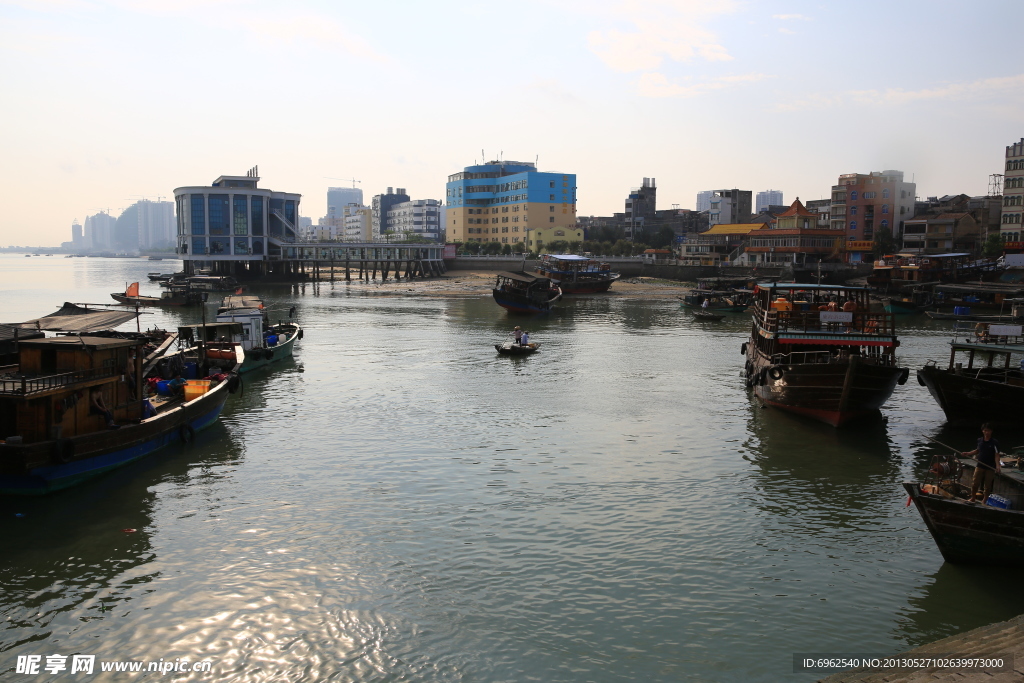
<box><xmin>767</xmin><ymin>366</ymin><xmax>785</xmax><ymax>381</ymax></box>
<box><xmin>227</xmin><ymin>374</ymin><xmax>242</xmax><ymax>394</ymax></box>
<box><xmin>52</xmin><ymin>438</ymin><xmax>75</xmax><ymax>464</ymax></box>
<box><xmin>265</xmin><ymin>348</ymin><xmax>274</xmax><ymax>361</ymax></box>
<box><xmin>917</xmin><ymin>371</ymin><xmax>927</xmax><ymax>387</ymax></box>
<box><xmin>740</xmin><ymin>342</ymin><xmax>747</xmax><ymax>356</ymax></box>
<box><xmin>897</xmin><ymin>368</ymin><xmax>910</xmax><ymax>385</ymax></box>
<box><xmin>178</xmin><ymin>423</ymin><xmax>196</xmax><ymax>445</ymax></box>
<box><xmin>297</xmin><ymin>328</ymin><xmax>304</xmax><ymax>340</ymax></box>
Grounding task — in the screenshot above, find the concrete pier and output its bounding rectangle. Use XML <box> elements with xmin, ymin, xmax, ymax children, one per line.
<box><xmin>821</xmin><ymin>614</ymin><xmax>1024</xmax><ymax>682</ymax></box>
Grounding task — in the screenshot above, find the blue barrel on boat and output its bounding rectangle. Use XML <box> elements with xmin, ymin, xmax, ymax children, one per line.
<box><xmin>156</xmin><ymin>380</ymin><xmax>171</xmax><ymax>395</ymax></box>
<box><xmin>266</xmin><ymin>334</ymin><xmax>278</xmax><ymax>346</ymax></box>
<box><xmin>183</xmin><ymin>362</ymin><xmax>198</xmax><ymax>379</ymax></box>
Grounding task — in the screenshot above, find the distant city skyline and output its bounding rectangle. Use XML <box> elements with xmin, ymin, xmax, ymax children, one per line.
<box><xmin>1</xmin><ymin>0</ymin><xmax>1022</xmax><ymax>245</ymax></box>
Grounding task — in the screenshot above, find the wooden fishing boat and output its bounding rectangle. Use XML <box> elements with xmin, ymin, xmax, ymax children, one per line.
<box><xmin>495</xmin><ymin>341</ymin><xmax>540</xmax><ymax>355</ymax></box>
<box><xmin>917</xmin><ymin>326</ymin><xmax>1024</xmax><ymax>428</ymax></box>
<box><xmin>492</xmin><ymin>272</ymin><xmax>562</xmax><ymax>314</ymax></box>
<box><xmin>111</xmin><ymin>282</ymin><xmax>200</xmax><ymax>307</ymax></box>
<box><xmin>692</xmin><ymin>310</ymin><xmax>725</xmax><ymax>321</ymax></box>
<box><xmin>743</xmin><ymin>283</ymin><xmax>908</xmax><ymax>427</ymax></box>
<box><xmin>534</xmin><ymin>254</ymin><xmax>620</xmax><ymax>294</ymax></box>
<box><xmin>905</xmin><ymin>452</ymin><xmax>1024</xmax><ymax>566</ymax></box>
<box><xmin>0</xmin><ymin>332</ymin><xmax>242</xmax><ymax>495</ymax></box>
<box><xmin>680</xmin><ymin>290</ymin><xmax>750</xmax><ymax>312</ymax></box>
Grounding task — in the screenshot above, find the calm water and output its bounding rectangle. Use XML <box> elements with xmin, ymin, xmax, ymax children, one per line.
<box><xmin>1</xmin><ymin>254</ymin><xmax>1022</xmax><ymax>682</ymax></box>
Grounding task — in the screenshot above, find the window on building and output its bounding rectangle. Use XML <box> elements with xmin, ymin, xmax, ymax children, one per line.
<box><xmin>850</xmin><ymin>206</ymin><xmax>857</xmax><ymax>215</ymax></box>
<box><xmin>549</xmin><ymin>181</ymin><xmax>555</xmax><ymax>188</ymax></box>
<box><xmin>882</xmin><ymin>204</ymin><xmax>889</xmax><ymax>214</ymax></box>
<box><xmin>191</xmin><ymin>194</ymin><xmax>206</xmax><ymax>235</ymax></box>
<box><xmin>849</xmin><ymin>221</ymin><xmax>857</xmax><ymax>231</ymax></box>
<box><xmin>850</xmin><ymin>191</ymin><xmax>858</xmax><ymax>200</ymax></box>
<box><xmin>881</xmin><ymin>220</ymin><xmax>889</xmax><ymax>230</ymax></box>
<box><xmin>234</xmin><ymin>196</ymin><xmax>248</xmax><ymax>235</ymax></box>
<box><xmin>208</xmin><ymin>195</ymin><xmax>229</xmax><ymax>235</ymax></box>
<box><xmin>549</xmin><ymin>217</ymin><xmax>555</xmax><ymax>223</ymax></box>
<box><xmin>882</xmin><ymin>188</ymin><xmax>890</xmax><ymax>198</ymax></box>
<box><xmin>549</xmin><ymin>206</ymin><xmax>555</xmax><ymax>212</ymax></box>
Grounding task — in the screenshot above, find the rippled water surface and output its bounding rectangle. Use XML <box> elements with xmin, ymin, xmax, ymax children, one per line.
<box><xmin>2</xmin><ymin>255</ymin><xmax>1023</xmax><ymax>682</ymax></box>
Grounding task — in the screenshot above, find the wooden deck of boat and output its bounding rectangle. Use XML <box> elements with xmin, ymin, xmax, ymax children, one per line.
<box><xmin>820</xmin><ymin>613</ymin><xmax>1024</xmax><ymax>681</ymax></box>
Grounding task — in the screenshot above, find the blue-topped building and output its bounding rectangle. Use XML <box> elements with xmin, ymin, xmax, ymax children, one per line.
<box><xmin>174</xmin><ymin>171</ymin><xmax>301</xmax><ymax>268</ymax></box>
<box><xmin>446</xmin><ymin>160</ymin><xmax>578</xmax><ymax>249</ymax></box>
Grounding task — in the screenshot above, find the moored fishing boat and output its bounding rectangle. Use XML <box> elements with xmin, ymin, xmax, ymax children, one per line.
<box><xmin>743</xmin><ymin>283</ymin><xmax>908</xmax><ymax>426</ymax></box>
<box><xmin>0</xmin><ymin>330</ymin><xmax>241</xmax><ymax>495</ymax></box>
<box><xmin>680</xmin><ymin>290</ymin><xmax>749</xmax><ymax>312</ymax></box>
<box><xmin>917</xmin><ymin>323</ymin><xmax>1024</xmax><ymax>428</ymax></box>
<box><xmin>905</xmin><ymin>451</ymin><xmax>1024</xmax><ymax>566</ymax></box>
<box><xmin>111</xmin><ymin>282</ymin><xmax>201</xmax><ymax>307</ymax></box>
<box><xmin>208</xmin><ymin>294</ymin><xmax>301</xmax><ymax>373</ymax></box>
<box><xmin>534</xmin><ymin>254</ymin><xmax>620</xmax><ymax>294</ymax></box>
<box><xmin>492</xmin><ymin>272</ymin><xmax>562</xmax><ymax>313</ymax></box>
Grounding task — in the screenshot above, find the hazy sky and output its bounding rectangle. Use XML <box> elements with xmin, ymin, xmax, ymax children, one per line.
<box><xmin>2</xmin><ymin>0</ymin><xmax>1022</xmax><ymax>246</ymax></box>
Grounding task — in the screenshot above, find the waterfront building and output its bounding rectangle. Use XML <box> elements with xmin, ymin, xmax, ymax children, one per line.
<box><xmin>1001</xmin><ymin>138</ymin><xmax>1024</xmax><ymax>249</ymax></box>
<box><xmin>84</xmin><ymin>211</ymin><xmax>117</xmax><ymax>251</ymax></box>
<box><xmin>744</xmin><ymin>199</ymin><xmax>843</xmax><ymax>266</ymax></box>
<box><xmin>173</xmin><ymin>171</ymin><xmax>301</xmax><ymax>263</ymax></box>
<box><xmin>71</xmin><ymin>221</ymin><xmax>83</xmax><ymax>250</ymax></box>
<box><xmin>446</xmin><ymin>160</ymin><xmax>576</xmax><ymax>249</ymax></box>
<box><xmin>755</xmin><ymin>189</ymin><xmax>784</xmax><ymax>213</ymax></box>
<box><xmin>804</xmin><ymin>198</ymin><xmax>832</xmax><ymax>228</ymax></box>
<box><xmin>708</xmin><ymin>189</ymin><xmax>752</xmax><ymax>227</ymax></box>
<box><xmin>901</xmin><ymin>213</ymin><xmax>981</xmax><ymax>254</ymax></box>
<box><xmin>371</xmin><ymin>187</ymin><xmax>410</xmax><ymax>239</ymax></box>
<box><xmin>625</xmin><ymin>178</ymin><xmax>657</xmax><ymax>240</ymax></box>
<box><xmin>696</xmin><ymin>190</ymin><xmax>713</xmax><ymax>212</ymax></box>
<box><xmin>387</xmin><ymin>199</ymin><xmax>443</xmax><ymax>242</ymax></box>
<box><xmin>680</xmin><ymin>223</ymin><xmax>767</xmax><ymax>265</ymax></box>
<box><xmin>830</xmin><ymin>169</ymin><xmax>916</xmax><ymax>263</ymax></box>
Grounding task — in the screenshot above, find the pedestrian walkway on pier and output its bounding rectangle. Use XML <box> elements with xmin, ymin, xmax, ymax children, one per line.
<box><xmin>821</xmin><ymin>613</ymin><xmax>1024</xmax><ymax>682</ymax></box>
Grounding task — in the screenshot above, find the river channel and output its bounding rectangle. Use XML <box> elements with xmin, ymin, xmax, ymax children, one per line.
<box><xmin>1</xmin><ymin>254</ymin><xmax>1022</xmax><ymax>682</ymax></box>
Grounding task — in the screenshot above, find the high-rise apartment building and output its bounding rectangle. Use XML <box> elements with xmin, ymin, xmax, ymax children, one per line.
<box><xmin>708</xmin><ymin>189</ymin><xmax>752</xmax><ymax>227</ymax></box>
<box><xmin>446</xmin><ymin>160</ymin><xmax>577</xmax><ymax>249</ymax></box>
<box><xmin>327</xmin><ymin>187</ymin><xmax>364</xmax><ymax>227</ymax></box>
<box><xmin>755</xmin><ymin>189</ymin><xmax>784</xmax><ymax>213</ymax></box>
<box><xmin>71</xmin><ymin>221</ymin><xmax>83</xmax><ymax>250</ymax></box>
<box><xmin>136</xmin><ymin>199</ymin><xmax>175</xmax><ymax>250</ymax></box>
<box><xmin>84</xmin><ymin>212</ymin><xmax>117</xmax><ymax>251</ymax></box>
<box><xmin>830</xmin><ymin>170</ymin><xmax>916</xmax><ymax>263</ymax></box>
<box><xmin>371</xmin><ymin>187</ymin><xmax>410</xmax><ymax>239</ymax></box>
<box><xmin>344</xmin><ymin>205</ymin><xmax>373</xmax><ymax>241</ymax></box>
<box><xmin>696</xmin><ymin>190</ymin><xmax>714</xmax><ymax>212</ymax></box>
<box><xmin>1001</xmin><ymin>138</ymin><xmax>1024</xmax><ymax>247</ymax></box>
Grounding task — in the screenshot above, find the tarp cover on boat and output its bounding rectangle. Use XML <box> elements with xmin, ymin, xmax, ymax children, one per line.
<box><xmin>6</xmin><ymin>302</ymin><xmax>140</xmax><ymax>333</ymax></box>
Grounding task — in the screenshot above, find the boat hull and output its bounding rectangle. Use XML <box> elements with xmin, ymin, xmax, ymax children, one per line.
<box><xmin>748</xmin><ymin>358</ymin><xmax>905</xmax><ymax>427</ymax></box>
<box><xmin>492</xmin><ymin>289</ymin><xmax>561</xmax><ymax>314</ymax></box>
<box><xmin>111</xmin><ymin>293</ymin><xmax>193</xmax><ymax>307</ymax></box>
<box><xmin>550</xmin><ymin>278</ymin><xmax>617</xmax><ymax>294</ymax></box>
<box><xmin>883</xmin><ymin>300</ymin><xmax>921</xmax><ymax>314</ymax></box>
<box><xmin>240</xmin><ymin>325</ymin><xmax>300</xmax><ymax>374</ymax></box>
<box><xmin>917</xmin><ymin>365</ymin><xmax>1024</xmax><ymax>428</ymax></box>
<box><xmin>495</xmin><ymin>342</ymin><xmax>540</xmax><ymax>355</ymax></box>
<box><xmin>0</xmin><ymin>381</ymin><xmax>233</xmax><ymax>495</ymax></box>
<box><xmin>904</xmin><ymin>482</ymin><xmax>1024</xmax><ymax>567</ymax></box>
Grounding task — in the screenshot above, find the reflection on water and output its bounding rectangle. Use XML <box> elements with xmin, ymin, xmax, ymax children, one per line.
<box><xmin>2</xmin><ymin>257</ymin><xmax>1023</xmax><ymax>681</ymax></box>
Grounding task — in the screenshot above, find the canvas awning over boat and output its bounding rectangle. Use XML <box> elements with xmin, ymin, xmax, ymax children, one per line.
<box><xmin>5</xmin><ymin>302</ymin><xmax>141</xmax><ymax>333</ymax></box>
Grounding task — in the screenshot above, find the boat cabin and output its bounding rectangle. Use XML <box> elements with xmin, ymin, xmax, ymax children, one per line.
<box><xmin>494</xmin><ymin>271</ymin><xmax>553</xmax><ymax>296</ymax></box>
<box><xmin>0</xmin><ymin>336</ymin><xmax>144</xmax><ymax>444</ymax></box>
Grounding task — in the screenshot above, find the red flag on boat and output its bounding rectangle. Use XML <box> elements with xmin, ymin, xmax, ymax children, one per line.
<box><xmin>234</xmin><ymin>287</ymin><xmax>243</xmax><ymax>295</ymax></box>
<box><xmin>126</xmin><ymin>282</ymin><xmax>140</xmax><ymax>297</ymax></box>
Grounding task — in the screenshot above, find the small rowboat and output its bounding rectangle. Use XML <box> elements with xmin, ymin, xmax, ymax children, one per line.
<box><xmin>692</xmin><ymin>310</ymin><xmax>725</xmax><ymax>321</ymax></box>
<box><xmin>495</xmin><ymin>341</ymin><xmax>541</xmax><ymax>355</ymax></box>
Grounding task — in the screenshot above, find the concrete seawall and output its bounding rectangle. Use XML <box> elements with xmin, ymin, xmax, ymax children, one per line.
<box><xmin>446</xmin><ymin>257</ymin><xmax>811</xmax><ymax>281</ymax></box>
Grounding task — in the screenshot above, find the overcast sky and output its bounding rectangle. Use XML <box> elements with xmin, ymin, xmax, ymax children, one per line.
<box><xmin>2</xmin><ymin>0</ymin><xmax>1022</xmax><ymax>246</ymax></box>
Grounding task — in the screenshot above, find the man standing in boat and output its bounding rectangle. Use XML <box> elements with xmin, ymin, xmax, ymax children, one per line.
<box><xmin>513</xmin><ymin>326</ymin><xmax>523</xmax><ymax>345</ymax></box>
<box><xmin>964</xmin><ymin>423</ymin><xmax>1003</xmax><ymax>503</ymax></box>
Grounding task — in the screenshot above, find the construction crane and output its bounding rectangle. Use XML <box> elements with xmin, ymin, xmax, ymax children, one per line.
<box><xmin>324</xmin><ymin>177</ymin><xmax>361</xmax><ymax>188</ymax></box>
